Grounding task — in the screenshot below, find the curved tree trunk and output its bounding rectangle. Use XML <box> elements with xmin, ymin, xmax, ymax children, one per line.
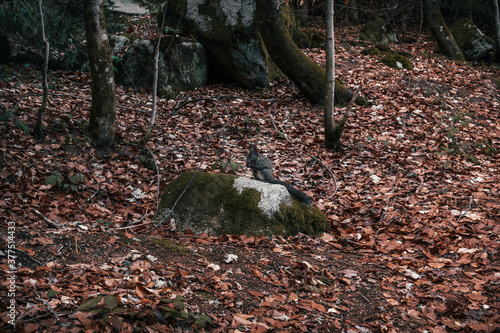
<box><xmin>257</xmin><ymin>0</ymin><xmax>365</xmax><ymax>106</ymax></box>
<box><xmin>83</xmin><ymin>0</ymin><xmax>116</xmax><ymax>147</ymax></box>
<box><xmin>423</xmin><ymin>0</ymin><xmax>465</xmax><ymax>61</ymax></box>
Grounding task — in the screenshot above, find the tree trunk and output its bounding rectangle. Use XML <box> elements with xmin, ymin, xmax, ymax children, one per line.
<box><xmin>257</xmin><ymin>0</ymin><xmax>365</xmax><ymax>106</ymax></box>
<box><xmin>423</xmin><ymin>0</ymin><xmax>465</xmax><ymax>61</ymax></box>
<box><xmin>325</xmin><ymin>0</ymin><xmax>338</xmax><ymax>150</ymax></box>
<box><xmin>299</xmin><ymin>0</ymin><xmax>308</xmax><ymax>27</ymax></box>
<box><xmin>83</xmin><ymin>0</ymin><xmax>116</xmax><ymax>147</ymax></box>
<box><xmin>351</xmin><ymin>0</ymin><xmax>359</xmax><ymax>24</ymax></box>
<box><xmin>494</xmin><ymin>0</ymin><xmax>500</xmax><ymax>62</ymax></box>
<box><xmin>34</xmin><ymin>0</ymin><xmax>49</xmax><ymax>139</ymax></box>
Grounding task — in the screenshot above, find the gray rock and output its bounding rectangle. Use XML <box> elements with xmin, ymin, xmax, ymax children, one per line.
<box><xmin>109</xmin><ymin>35</ymin><xmax>130</xmax><ymax>55</ymax></box>
<box><xmin>110</xmin><ymin>0</ymin><xmax>148</xmax><ymax>15</ymax></box>
<box><xmin>233</xmin><ymin>177</ymin><xmax>292</xmax><ymax>217</ymax></box>
<box><xmin>359</xmin><ymin>18</ymin><xmax>399</xmax><ymax>44</ymax></box>
<box><xmin>115</xmin><ymin>38</ymin><xmax>208</xmax><ymax>95</ymax></box>
<box><xmin>160</xmin><ymin>0</ymin><xmax>278</xmax><ymax>88</ymax></box>
<box><xmin>115</xmin><ymin>39</ymin><xmax>155</xmax><ymax>90</ymax></box>
<box><xmin>154</xmin><ymin>171</ymin><xmax>327</xmax><ymax>236</ymax></box>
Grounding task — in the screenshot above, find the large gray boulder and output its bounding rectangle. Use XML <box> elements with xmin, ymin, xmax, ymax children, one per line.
<box><xmin>109</xmin><ymin>35</ymin><xmax>130</xmax><ymax>55</ymax></box>
<box><xmin>450</xmin><ymin>18</ymin><xmax>494</xmax><ymax>61</ymax></box>
<box><xmin>114</xmin><ymin>38</ymin><xmax>209</xmax><ymax>96</ymax></box>
<box><xmin>154</xmin><ymin>171</ymin><xmax>327</xmax><ymax>236</ymax></box>
<box><xmin>159</xmin><ymin>0</ymin><xmax>278</xmax><ymax>89</ymax></box>
<box><xmin>359</xmin><ymin>18</ymin><xmax>399</xmax><ymax>44</ymax></box>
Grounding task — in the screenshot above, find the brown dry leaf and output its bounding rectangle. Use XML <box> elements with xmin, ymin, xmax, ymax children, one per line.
<box><xmin>232</xmin><ymin>313</ymin><xmax>255</xmax><ymax>326</ymax></box>
<box><xmin>385</xmin><ymin>298</ymin><xmax>399</xmax><ymax>306</ymax></box>
<box><xmin>251</xmin><ymin>267</ymin><xmax>264</xmax><ymax>278</ymax></box>
<box><xmin>311</xmin><ymin>301</ymin><xmax>326</xmax><ymax>312</ymax></box>
<box><xmin>288</xmin><ymin>292</ymin><xmax>299</xmax><ymax>303</ymax></box>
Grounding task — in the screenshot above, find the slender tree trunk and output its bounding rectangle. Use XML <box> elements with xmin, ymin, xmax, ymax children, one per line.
<box><xmin>140</xmin><ymin>39</ymin><xmax>161</xmax><ymax>146</ymax></box>
<box><xmin>300</xmin><ymin>0</ymin><xmax>308</xmax><ymax>27</ymax></box>
<box><xmin>401</xmin><ymin>0</ymin><xmax>407</xmax><ymax>33</ymax></box>
<box><xmin>141</xmin><ymin>9</ymin><xmax>169</xmax><ymax>146</ymax></box>
<box><xmin>325</xmin><ymin>0</ymin><xmax>337</xmax><ymax>149</ymax></box>
<box><xmin>419</xmin><ymin>0</ymin><xmax>424</xmax><ymax>38</ymax></box>
<box><xmin>34</xmin><ymin>0</ymin><xmax>49</xmax><ymax>139</ymax></box>
<box><xmin>83</xmin><ymin>0</ymin><xmax>116</xmax><ymax>147</ymax></box>
<box><xmin>494</xmin><ymin>0</ymin><xmax>500</xmax><ymax>61</ymax></box>
<box><xmin>351</xmin><ymin>0</ymin><xmax>359</xmax><ymax>24</ymax></box>
<box><xmin>423</xmin><ymin>0</ymin><xmax>465</xmax><ymax>61</ymax></box>
<box><xmin>324</xmin><ymin>0</ymin><xmax>360</xmax><ymax>150</ymax></box>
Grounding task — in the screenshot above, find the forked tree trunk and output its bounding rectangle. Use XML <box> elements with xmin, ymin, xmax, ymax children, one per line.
<box><xmin>83</xmin><ymin>0</ymin><xmax>116</xmax><ymax>147</ymax></box>
<box><xmin>323</xmin><ymin>0</ymin><xmax>359</xmax><ymax>150</ymax></box>
<box><xmin>423</xmin><ymin>0</ymin><xmax>465</xmax><ymax>61</ymax></box>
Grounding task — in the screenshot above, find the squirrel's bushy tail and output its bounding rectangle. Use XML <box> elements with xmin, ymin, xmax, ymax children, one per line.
<box><xmin>272</xmin><ymin>180</ymin><xmax>312</xmax><ymax>206</ymax></box>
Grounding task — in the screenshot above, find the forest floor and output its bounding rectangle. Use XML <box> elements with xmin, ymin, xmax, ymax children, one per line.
<box><xmin>0</xmin><ymin>14</ymin><xmax>499</xmax><ymax>333</ymax></box>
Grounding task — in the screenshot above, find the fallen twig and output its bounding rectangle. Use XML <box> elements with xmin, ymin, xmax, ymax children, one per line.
<box><xmin>34</xmin><ymin>291</ymin><xmax>61</xmax><ymax>324</ymax></box>
<box><xmin>31</xmin><ymin>208</ymin><xmax>62</xmax><ymax>229</ymax></box>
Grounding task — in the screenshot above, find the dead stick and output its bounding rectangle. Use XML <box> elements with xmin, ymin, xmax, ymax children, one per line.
<box><xmin>31</xmin><ymin>208</ymin><xmax>62</xmax><ymax>229</ymax></box>
<box><xmin>34</xmin><ymin>291</ymin><xmax>61</xmax><ymax>323</ymax></box>
<box><xmin>74</xmin><ymin>235</ymin><xmax>78</xmax><ymax>254</ymax></box>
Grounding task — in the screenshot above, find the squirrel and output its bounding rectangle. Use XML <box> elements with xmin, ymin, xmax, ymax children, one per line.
<box><xmin>246</xmin><ymin>144</ymin><xmax>312</xmax><ymax>206</ymax></box>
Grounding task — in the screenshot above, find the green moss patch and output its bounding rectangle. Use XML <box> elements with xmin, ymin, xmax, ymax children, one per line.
<box><xmin>145</xmin><ymin>237</ymin><xmax>190</xmax><ymax>254</ymax></box>
<box><xmin>381</xmin><ymin>54</ymin><xmax>413</xmax><ymax>70</ymax></box>
<box><xmin>362</xmin><ymin>47</ymin><xmax>383</xmax><ymax>56</ymax></box>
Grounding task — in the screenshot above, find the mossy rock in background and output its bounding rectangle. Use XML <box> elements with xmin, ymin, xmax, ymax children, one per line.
<box><xmin>381</xmin><ymin>54</ymin><xmax>413</xmax><ymax>70</ymax></box>
<box><xmin>0</xmin><ymin>64</ymin><xmax>17</xmax><ymax>81</ymax></box>
<box><xmin>293</xmin><ymin>28</ymin><xmax>325</xmax><ymax>49</ymax></box>
<box><xmin>359</xmin><ymin>18</ymin><xmax>398</xmax><ymax>44</ymax></box>
<box><xmin>114</xmin><ymin>38</ymin><xmax>208</xmax><ymax>97</ymax></box>
<box><xmin>361</xmin><ymin>47</ymin><xmax>383</xmax><ymax>56</ymax></box>
<box><xmin>154</xmin><ymin>171</ymin><xmax>327</xmax><ymax>237</ymax></box>
<box><xmin>158</xmin><ymin>0</ymin><xmax>280</xmax><ymax>89</ymax></box>
<box><xmin>397</xmin><ymin>51</ymin><xmax>414</xmax><ymax>59</ymax></box>
<box><xmin>450</xmin><ymin>18</ymin><xmax>494</xmax><ymax>61</ymax></box>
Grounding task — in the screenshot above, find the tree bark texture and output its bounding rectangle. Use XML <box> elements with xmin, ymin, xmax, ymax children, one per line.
<box><xmin>494</xmin><ymin>0</ymin><xmax>500</xmax><ymax>61</ymax></box>
<box><xmin>423</xmin><ymin>0</ymin><xmax>465</xmax><ymax>61</ymax></box>
<box><xmin>83</xmin><ymin>0</ymin><xmax>116</xmax><ymax>146</ymax></box>
<box><xmin>325</xmin><ymin>0</ymin><xmax>338</xmax><ymax>149</ymax></box>
<box><xmin>257</xmin><ymin>0</ymin><xmax>364</xmax><ymax>106</ymax></box>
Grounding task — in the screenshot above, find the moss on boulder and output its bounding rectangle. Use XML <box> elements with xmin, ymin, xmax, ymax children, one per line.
<box><xmin>359</xmin><ymin>18</ymin><xmax>398</xmax><ymax>44</ymax></box>
<box><xmin>0</xmin><ymin>64</ymin><xmax>17</xmax><ymax>80</ymax></box>
<box><xmin>362</xmin><ymin>47</ymin><xmax>383</xmax><ymax>56</ymax></box>
<box><xmin>159</xmin><ymin>0</ymin><xmax>277</xmax><ymax>88</ymax></box>
<box><xmin>154</xmin><ymin>171</ymin><xmax>327</xmax><ymax>237</ymax></box>
<box><xmin>381</xmin><ymin>54</ymin><xmax>413</xmax><ymax>70</ymax></box>
<box><xmin>114</xmin><ymin>38</ymin><xmax>208</xmax><ymax>96</ymax></box>
<box><xmin>293</xmin><ymin>28</ymin><xmax>325</xmax><ymax>49</ymax></box>
<box><xmin>450</xmin><ymin>18</ymin><xmax>494</xmax><ymax>61</ymax></box>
